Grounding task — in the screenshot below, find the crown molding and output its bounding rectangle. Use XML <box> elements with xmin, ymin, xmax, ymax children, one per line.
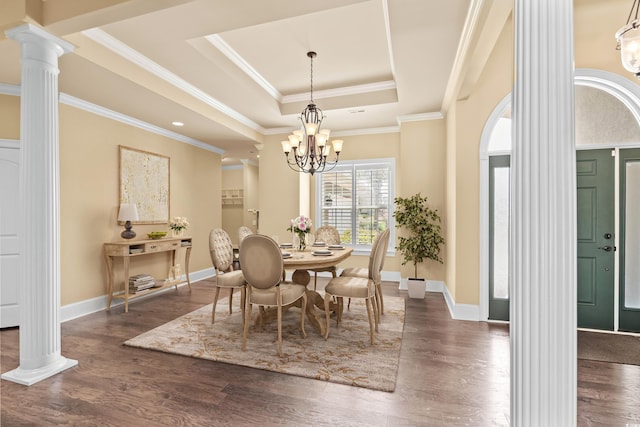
<box><xmin>61</xmin><ymin>93</ymin><xmax>225</xmax><ymax>154</ymax></box>
<box><xmin>205</xmin><ymin>34</ymin><xmax>282</xmax><ymax>101</ymax></box>
<box><xmin>332</xmin><ymin>126</ymin><xmax>399</xmax><ymax>137</ymax></box>
<box><xmin>281</xmin><ymin>80</ymin><xmax>397</xmax><ymax>104</ymax></box>
<box><xmin>0</xmin><ymin>83</ymin><xmax>21</xmax><ymax>96</ymax></box>
<box><xmin>0</xmin><ymin>83</ymin><xmax>224</xmax><ymax>154</ymax></box>
<box><xmin>81</xmin><ymin>28</ymin><xmax>263</xmax><ymax>133</ymax></box>
<box><xmin>397</xmin><ymin>112</ymin><xmax>444</xmax><ymax>124</ymax></box>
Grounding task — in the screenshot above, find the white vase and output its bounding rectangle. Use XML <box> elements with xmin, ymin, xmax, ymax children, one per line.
<box><xmin>172</xmin><ymin>229</ymin><xmax>183</xmax><ymax>237</ymax></box>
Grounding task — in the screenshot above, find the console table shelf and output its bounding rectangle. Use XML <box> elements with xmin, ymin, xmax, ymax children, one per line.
<box><xmin>103</xmin><ymin>236</ymin><xmax>192</xmax><ymax>312</ymax></box>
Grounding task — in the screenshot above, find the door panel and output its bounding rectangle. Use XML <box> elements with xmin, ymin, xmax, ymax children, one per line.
<box><xmin>576</xmin><ymin>149</ymin><xmax>615</xmax><ymax>330</ymax></box>
<box><xmin>619</xmin><ymin>148</ymin><xmax>640</xmax><ymax>332</ymax></box>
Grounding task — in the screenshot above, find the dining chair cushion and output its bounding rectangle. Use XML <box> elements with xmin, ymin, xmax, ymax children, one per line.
<box><xmin>324</xmin><ymin>276</ymin><xmax>374</xmax><ymax>299</ymax></box>
<box><xmin>249</xmin><ymin>283</ymin><xmax>307</xmax><ymax>306</ymax></box>
<box><xmin>339</xmin><ymin>267</ymin><xmax>368</xmax><ymax>279</ymax></box>
<box><xmin>215</xmin><ymin>270</ymin><xmax>246</xmax><ymax>288</ymax></box>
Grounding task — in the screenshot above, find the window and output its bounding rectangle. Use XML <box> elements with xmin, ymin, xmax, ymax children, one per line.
<box><xmin>315</xmin><ymin>158</ymin><xmax>395</xmax><ymax>251</ymax></box>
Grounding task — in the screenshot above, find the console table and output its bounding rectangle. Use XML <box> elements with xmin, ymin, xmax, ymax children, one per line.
<box><xmin>103</xmin><ymin>236</ymin><xmax>192</xmax><ymax>312</ymax></box>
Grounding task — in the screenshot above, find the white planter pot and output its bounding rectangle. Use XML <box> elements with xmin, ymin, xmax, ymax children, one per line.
<box><xmin>407</xmin><ymin>278</ymin><xmax>426</xmax><ymax>299</ymax></box>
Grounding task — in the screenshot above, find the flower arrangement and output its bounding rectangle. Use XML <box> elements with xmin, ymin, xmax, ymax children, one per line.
<box><xmin>169</xmin><ymin>216</ymin><xmax>189</xmax><ymax>232</ymax></box>
<box><xmin>287</xmin><ymin>215</ymin><xmax>312</xmax><ymax>250</ymax></box>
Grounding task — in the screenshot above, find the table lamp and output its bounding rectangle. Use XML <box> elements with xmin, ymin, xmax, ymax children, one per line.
<box><xmin>118</xmin><ymin>203</ymin><xmax>139</xmax><ymax>239</ymax></box>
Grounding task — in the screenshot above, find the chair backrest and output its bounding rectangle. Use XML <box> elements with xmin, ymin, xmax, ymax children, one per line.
<box><xmin>315</xmin><ymin>225</ymin><xmax>340</xmax><ymax>245</ymax></box>
<box><xmin>238</xmin><ymin>226</ymin><xmax>253</xmax><ymax>246</ymax></box>
<box><xmin>369</xmin><ymin>228</ymin><xmax>390</xmax><ymax>283</ymax></box>
<box><xmin>209</xmin><ymin>228</ymin><xmax>235</xmax><ymax>272</ymax></box>
<box><xmin>239</xmin><ymin>234</ymin><xmax>283</xmax><ymax>290</ymax></box>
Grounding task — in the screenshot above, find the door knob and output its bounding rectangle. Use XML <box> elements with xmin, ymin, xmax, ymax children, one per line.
<box><xmin>598</xmin><ymin>245</ymin><xmax>614</xmax><ymax>252</ymax></box>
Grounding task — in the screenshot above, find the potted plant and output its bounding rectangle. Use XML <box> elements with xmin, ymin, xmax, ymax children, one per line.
<box><xmin>393</xmin><ymin>193</ymin><xmax>445</xmax><ymax>299</ymax></box>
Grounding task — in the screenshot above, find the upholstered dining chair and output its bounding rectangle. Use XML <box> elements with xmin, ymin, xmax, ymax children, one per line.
<box><xmin>238</xmin><ymin>225</ymin><xmax>253</xmax><ymax>246</ymax></box>
<box><xmin>322</xmin><ymin>228</ymin><xmax>390</xmax><ymax>345</ymax></box>
<box><xmin>240</xmin><ymin>234</ymin><xmax>307</xmax><ymax>357</ymax></box>
<box><xmin>311</xmin><ymin>225</ymin><xmax>341</xmax><ymax>290</ymax></box>
<box><xmin>340</xmin><ymin>228</ymin><xmax>390</xmax><ymax>316</ymax></box>
<box><xmin>209</xmin><ymin>229</ymin><xmax>247</xmax><ymax>326</ymax></box>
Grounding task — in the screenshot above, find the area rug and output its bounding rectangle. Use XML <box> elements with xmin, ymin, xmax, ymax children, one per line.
<box><xmin>124</xmin><ymin>296</ymin><xmax>406</xmax><ymax>392</ymax></box>
<box><xmin>578</xmin><ymin>330</ymin><xmax>640</xmax><ymax>366</ymax></box>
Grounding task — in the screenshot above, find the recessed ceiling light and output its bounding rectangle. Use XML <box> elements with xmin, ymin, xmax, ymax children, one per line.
<box><xmin>172</xmin><ymin>121</ymin><xmax>184</xmax><ymax>127</ymax></box>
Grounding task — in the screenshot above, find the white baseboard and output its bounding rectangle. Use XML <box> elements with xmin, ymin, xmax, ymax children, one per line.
<box><xmin>61</xmin><ymin>267</ymin><xmax>216</xmax><ymax>322</ymax></box>
<box><xmin>60</xmin><ymin>267</ymin><xmax>481</xmax><ymax>323</ymax></box>
<box><xmin>397</xmin><ymin>278</ymin><xmax>480</xmax><ymax>321</ymax></box>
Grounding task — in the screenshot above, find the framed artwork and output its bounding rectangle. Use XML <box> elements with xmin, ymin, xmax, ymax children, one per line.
<box><xmin>119</xmin><ymin>145</ymin><xmax>170</xmax><ymax>224</ymax></box>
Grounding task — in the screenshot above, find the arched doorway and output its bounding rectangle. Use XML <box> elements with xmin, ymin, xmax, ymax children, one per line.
<box><xmin>480</xmin><ymin>69</ymin><xmax>640</xmax><ymax>331</ymax></box>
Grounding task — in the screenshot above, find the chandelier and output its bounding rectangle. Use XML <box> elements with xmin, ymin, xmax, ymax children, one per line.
<box><xmin>281</xmin><ymin>51</ymin><xmax>343</xmax><ymax>175</ymax></box>
<box><xmin>616</xmin><ymin>0</ymin><xmax>640</xmax><ymax>78</ymax></box>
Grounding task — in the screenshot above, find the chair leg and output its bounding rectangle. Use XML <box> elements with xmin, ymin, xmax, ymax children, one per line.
<box><xmin>323</xmin><ymin>293</ymin><xmax>332</xmax><ymax>340</ymax></box>
<box><xmin>337</xmin><ymin>297</ymin><xmax>344</xmax><ymax>325</ymax></box>
<box><xmin>300</xmin><ymin>293</ymin><xmax>307</xmax><ymax>338</ymax></box>
<box><xmin>277</xmin><ymin>302</ymin><xmax>283</xmax><ymax>357</ymax></box>
<box><xmin>314</xmin><ymin>272</ymin><xmax>318</xmax><ymax>291</ymax></box>
<box><xmin>365</xmin><ymin>297</ymin><xmax>375</xmax><ymax>345</ymax></box>
<box><xmin>242</xmin><ymin>290</ymin><xmax>252</xmax><ymax>351</ymax></box>
<box><xmin>372</xmin><ymin>294</ymin><xmax>379</xmax><ymax>332</ymax></box>
<box><xmin>376</xmin><ymin>283</ymin><xmax>384</xmax><ymax>315</ymax></box>
<box><xmin>228</xmin><ymin>288</ymin><xmax>233</xmax><ymax>315</ymax></box>
<box><xmin>212</xmin><ymin>287</ymin><xmax>221</xmax><ymax>324</ymax></box>
<box><xmin>240</xmin><ymin>286</ymin><xmax>246</xmax><ymax>329</ymax></box>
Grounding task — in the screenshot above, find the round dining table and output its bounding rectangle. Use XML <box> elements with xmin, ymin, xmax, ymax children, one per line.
<box><xmin>280</xmin><ymin>245</ymin><xmax>353</xmax><ymax>336</ymax></box>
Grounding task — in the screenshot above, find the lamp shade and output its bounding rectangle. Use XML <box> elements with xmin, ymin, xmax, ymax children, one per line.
<box><xmin>118</xmin><ymin>203</ymin><xmax>139</xmax><ymax>222</ymax></box>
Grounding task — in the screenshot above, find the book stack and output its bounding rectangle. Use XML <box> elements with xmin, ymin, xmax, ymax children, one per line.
<box><xmin>128</xmin><ymin>274</ymin><xmax>155</xmax><ymax>293</ymax></box>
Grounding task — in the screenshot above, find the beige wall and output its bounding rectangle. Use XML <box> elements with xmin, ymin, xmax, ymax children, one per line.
<box><xmin>0</xmin><ymin>95</ymin><xmax>20</xmax><ymax>137</ymax></box>
<box><xmin>2</xmin><ymin>97</ymin><xmax>222</xmax><ymax>306</ymax></box>
<box><xmin>448</xmin><ymin>18</ymin><xmax>514</xmax><ymax>305</ymax></box>
<box><xmin>398</xmin><ymin>119</ymin><xmax>446</xmax><ymax>281</ymax></box>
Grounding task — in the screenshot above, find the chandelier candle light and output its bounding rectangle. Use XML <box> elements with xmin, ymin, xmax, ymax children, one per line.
<box><xmin>616</xmin><ymin>0</ymin><xmax>640</xmax><ymax>78</ymax></box>
<box><xmin>281</xmin><ymin>52</ymin><xmax>343</xmax><ymax>175</ymax></box>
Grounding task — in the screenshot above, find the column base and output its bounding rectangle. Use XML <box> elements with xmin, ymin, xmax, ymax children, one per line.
<box><xmin>1</xmin><ymin>356</ymin><xmax>78</xmax><ymax>386</ymax></box>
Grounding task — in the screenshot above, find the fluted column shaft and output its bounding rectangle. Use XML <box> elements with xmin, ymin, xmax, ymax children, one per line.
<box><xmin>2</xmin><ymin>24</ymin><xmax>77</xmax><ymax>386</ymax></box>
<box><xmin>511</xmin><ymin>0</ymin><xmax>576</xmax><ymax>425</ymax></box>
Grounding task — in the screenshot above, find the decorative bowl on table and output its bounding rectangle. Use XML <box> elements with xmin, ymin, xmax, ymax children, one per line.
<box><xmin>147</xmin><ymin>231</ymin><xmax>167</xmax><ymax>240</ymax></box>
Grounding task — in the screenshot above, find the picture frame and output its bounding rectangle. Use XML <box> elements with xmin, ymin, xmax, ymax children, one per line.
<box><xmin>119</xmin><ymin>145</ymin><xmax>170</xmax><ymax>224</ymax></box>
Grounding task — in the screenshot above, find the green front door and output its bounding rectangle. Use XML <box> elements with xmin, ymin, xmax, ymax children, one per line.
<box><xmin>577</xmin><ymin>149</ymin><xmax>615</xmax><ymax>330</ymax></box>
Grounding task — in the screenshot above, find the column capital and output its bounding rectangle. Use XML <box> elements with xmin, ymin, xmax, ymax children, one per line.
<box><xmin>6</xmin><ymin>23</ymin><xmax>74</xmax><ymax>56</ymax></box>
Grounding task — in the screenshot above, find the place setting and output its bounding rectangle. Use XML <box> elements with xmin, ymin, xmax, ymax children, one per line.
<box><xmin>312</xmin><ymin>249</ymin><xmax>333</xmax><ymax>256</ymax></box>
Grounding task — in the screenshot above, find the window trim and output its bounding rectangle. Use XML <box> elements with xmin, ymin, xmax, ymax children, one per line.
<box><xmin>314</xmin><ymin>157</ymin><xmax>396</xmax><ymax>256</ymax></box>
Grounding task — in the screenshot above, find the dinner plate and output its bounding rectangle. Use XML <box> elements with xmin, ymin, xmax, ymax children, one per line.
<box><xmin>279</xmin><ymin>243</ymin><xmax>293</xmax><ymax>248</ymax></box>
<box><xmin>313</xmin><ymin>242</ymin><xmax>326</xmax><ymax>246</ymax></box>
<box><xmin>312</xmin><ymin>250</ymin><xmax>333</xmax><ymax>256</ymax></box>
<box><xmin>328</xmin><ymin>245</ymin><xmax>344</xmax><ymax>250</ymax></box>
<box><xmin>282</xmin><ymin>252</ymin><xmax>291</xmax><ymax>258</ymax></box>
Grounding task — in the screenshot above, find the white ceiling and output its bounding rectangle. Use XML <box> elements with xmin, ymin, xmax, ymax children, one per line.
<box><xmin>0</xmin><ymin>0</ymin><xmax>474</xmax><ymax>165</ymax></box>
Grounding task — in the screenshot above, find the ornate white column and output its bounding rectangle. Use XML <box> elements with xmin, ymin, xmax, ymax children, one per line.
<box><xmin>2</xmin><ymin>24</ymin><xmax>78</xmax><ymax>385</ymax></box>
<box><xmin>511</xmin><ymin>0</ymin><xmax>576</xmax><ymax>425</ymax></box>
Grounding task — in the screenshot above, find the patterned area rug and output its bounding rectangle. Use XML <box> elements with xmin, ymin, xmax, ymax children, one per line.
<box><xmin>124</xmin><ymin>296</ymin><xmax>405</xmax><ymax>392</ymax></box>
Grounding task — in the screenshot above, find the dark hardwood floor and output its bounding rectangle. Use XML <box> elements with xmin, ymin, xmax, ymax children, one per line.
<box><xmin>2</xmin><ymin>279</ymin><xmax>639</xmax><ymax>426</ymax></box>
